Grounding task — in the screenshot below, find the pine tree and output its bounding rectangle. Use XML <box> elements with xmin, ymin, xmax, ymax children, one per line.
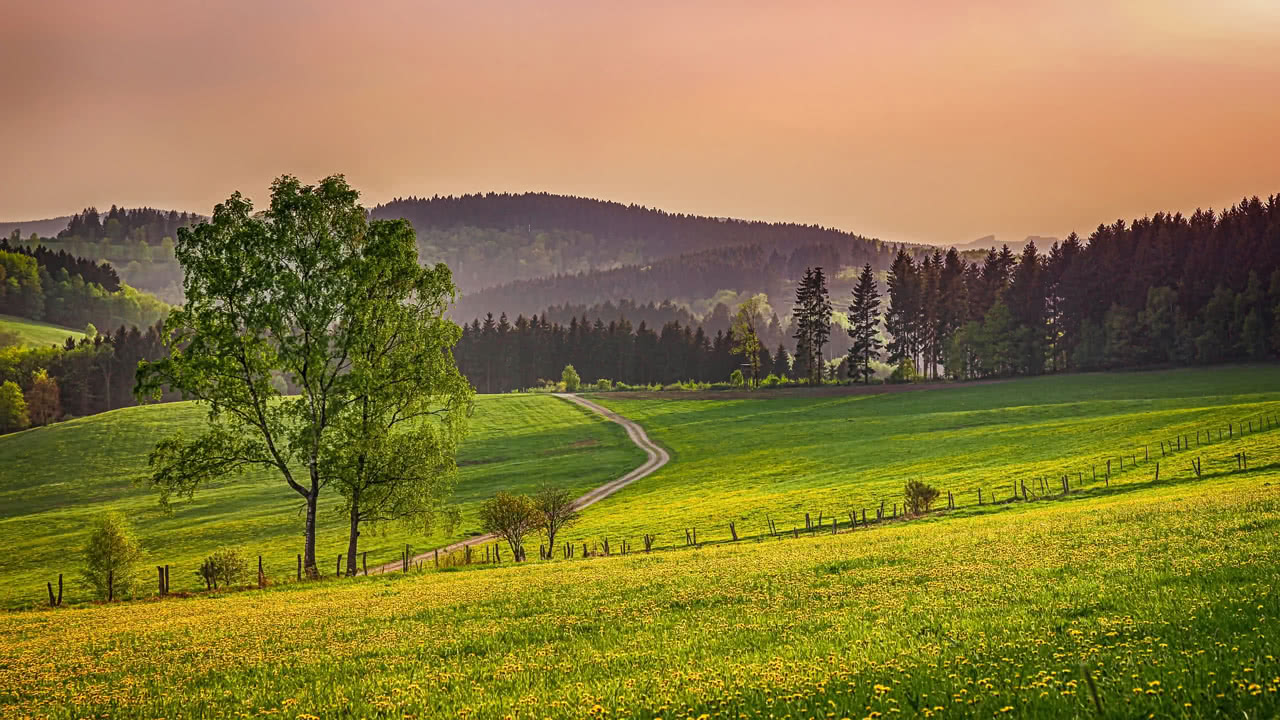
<box><xmin>808</xmin><ymin>267</ymin><xmax>832</xmax><ymax>383</ymax></box>
<box><xmin>846</xmin><ymin>264</ymin><xmax>882</xmax><ymax>383</ymax></box>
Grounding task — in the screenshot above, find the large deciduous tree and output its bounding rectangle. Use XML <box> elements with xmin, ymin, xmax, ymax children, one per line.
<box><xmin>136</xmin><ymin>175</ymin><xmax>470</xmax><ymax>576</ymax></box>
<box><xmin>322</xmin><ymin>226</ymin><xmax>473</xmax><ymax>576</ymax></box>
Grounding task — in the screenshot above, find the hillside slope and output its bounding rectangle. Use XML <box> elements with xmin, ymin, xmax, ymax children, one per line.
<box><xmin>0</xmin><ymin>393</ymin><xmax>644</xmax><ymax>608</ymax></box>
<box><xmin>0</xmin><ymin>314</ymin><xmax>84</xmax><ymax>349</ymax></box>
<box><xmin>566</xmin><ymin>365</ymin><xmax>1280</xmax><ymax>540</ymax></box>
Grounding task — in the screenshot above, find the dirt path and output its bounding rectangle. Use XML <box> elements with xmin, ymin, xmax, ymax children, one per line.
<box><xmin>375</xmin><ymin>393</ymin><xmax>668</xmax><ymax>573</ymax></box>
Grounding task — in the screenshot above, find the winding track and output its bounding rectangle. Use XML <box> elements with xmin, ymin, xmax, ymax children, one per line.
<box><xmin>377</xmin><ymin>393</ymin><xmax>668</xmax><ymax>572</ymax></box>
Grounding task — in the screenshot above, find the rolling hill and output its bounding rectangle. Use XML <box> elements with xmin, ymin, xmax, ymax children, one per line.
<box><xmin>1</xmin><ymin>366</ymin><xmax>1277</xmax><ymax>718</ymax></box>
<box><xmin>0</xmin><ymin>393</ymin><xmax>644</xmax><ymax>608</ymax></box>
<box><xmin>0</xmin><ymin>314</ymin><xmax>84</xmax><ymax>349</ymax></box>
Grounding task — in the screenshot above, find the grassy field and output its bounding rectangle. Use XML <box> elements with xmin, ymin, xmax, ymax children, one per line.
<box><xmin>0</xmin><ymin>469</ymin><xmax>1275</xmax><ymax>719</ymax></box>
<box><xmin>1</xmin><ymin>366</ymin><xmax>1279</xmax><ymax>718</ymax></box>
<box><xmin>554</xmin><ymin>366</ymin><xmax>1280</xmax><ymax>546</ymax></box>
<box><xmin>0</xmin><ymin>393</ymin><xmax>644</xmax><ymax>608</ymax></box>
<box><xmin>0</xmin><ymin>314</ymin><xmax>83</xmax><ymax>348</ymax></box>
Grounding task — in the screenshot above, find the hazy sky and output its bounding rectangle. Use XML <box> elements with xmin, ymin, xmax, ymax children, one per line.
<box><xmin>3</xmin><ymin>0</ymin><xmax>1279</xmax><ymax>245</ymax></box>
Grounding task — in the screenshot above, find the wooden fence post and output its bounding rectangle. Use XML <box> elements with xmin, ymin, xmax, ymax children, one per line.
<box><xmin>978</xmin><ymin>488</ymin><xmax>983</xmax><ymax>505</ymax></box>
<box><xmin>47</xmin><ymin>581</ymin><xmax>56</xmax><ymax>607</ymax></box>
<box><xmin>297</xmin><ymin>554</ymin><xmax>302</xmax><ymax>581</ymax></box>
<box><xmin>1155</xmin><ymin>462</ymin><xmax>1159</xmax><ymax>481</ymax></box>
<box><xmin>730</xmin><ymin>522</ymin><xmax>738</xmax><ymax>541</ymax></box>
<box><xmin>258</xmin><ymin>555</ymin><xmax>264</xmax><ymax>588</ymax></box>
<box><xmin>363</xmin><ymin>551</ymin><xmax>368</xmax><ymax>576</ymax></box>
<box><xmin>336</xmin><ymin>554</ymin><xmax>342</xmax><ymax>577</ymax></box>
<box><xmin>108</xmin><ymin>570</ymin><xmax>114</xmax><ymax>602</ymax></box>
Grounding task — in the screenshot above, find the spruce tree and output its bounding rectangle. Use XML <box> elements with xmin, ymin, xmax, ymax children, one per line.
<box><xmin>846</xmin><ymin>264</ymin><xmax>882</xmax><ymax>383</ymax></box>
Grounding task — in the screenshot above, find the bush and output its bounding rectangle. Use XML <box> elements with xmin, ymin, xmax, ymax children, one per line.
<box><xmin>81</xmin><ymin>511</ymin><xmax>143</xmax><ymax>600</ymax></box>
<box><xmin>729</xmin><ymin>369</ymin><xmax>745</xmax><ymax>387</ymax></box>
<box><xmin>904</xmin><ymin>479</ymin><xmax>941</xmax><ymax>516</ymax></box>
<box><xmin>196</xmin><ymin>546</ymin><xmax>249</xmax><ymax>590</ymax></box>
<box><xmin>595</xmin><ymin>378</ymin><xmax>612</xmax><ymax>391</ymax></box>
<box><xmin>888</xmin><ymin>358</ymin><xmax>919</xmax><ymax>384</ymax></box>
<box><xmin>561</xmin><ymin>365</ymin><xmax>581</xmax><ymax>392</ymax></box>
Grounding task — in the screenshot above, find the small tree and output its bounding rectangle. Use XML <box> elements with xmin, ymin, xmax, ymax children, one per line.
<box><xmin>0</xmin><ymin>381</ymin><xmax>30</xmax><ymax>433</ymax></box>
<box><xmin>730</xmin><ymin>296</ymin><xmax>765</xmax><ymax>387</ymax></box>
<box><xmin>196</xmin><ymin>546</ymin><xmax>249</xmax><ymax>589</ymax></box>
<box><xmin>479</xmin><ymin>492</ymin><xmax>542</xmax><ymax>562</ymax></box>
<box><xmin>904</xmin><ymin>480</ymin><xmax>940</xmax><ymax>516</ymax></box>
<box><xmin>26</xmin><ymin>369</ymin><xmax>61</xmax><ymax>426</ymax></box>
<box><xmin>561</xmin><ymin>365</ymin><xmax>581</xmax><ymax>392</ymax></box>
<box><xmin>729</xmin><ymin>368</ymin><xmax>745</xmax><ymax>387</ymax></box>
<box><xmin>532</xmin><ymin>485</ymin><xmax>580</xmax><ymax>556</ymax></box>
<box><xmin>81</xmin><ymin>511</ymin><xmax>143</xmax><ymax>600</ymax></box>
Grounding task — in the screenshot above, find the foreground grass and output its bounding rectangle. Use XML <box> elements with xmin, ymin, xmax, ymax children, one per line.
<box><xmin>559</xmin><ymin>366</ymin><xmax>1280</xmax><ymax>547</ymax></box>
<box><xmin>0</xmin><ymin>314</ymin><xmax>83</xmax><ymax>349</ymax></box>
<box><xmin>0</xmin><ymin>393</ymin><xmax>643</xmax><ymax>608</ymax></box>
<box><xmin>1</xmin><ymin>473</ymin><xmax>1276</xmax><ymax>719</ymax></box>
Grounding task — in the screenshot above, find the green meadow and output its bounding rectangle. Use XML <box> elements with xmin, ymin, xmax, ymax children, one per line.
<box><xmin>557</xmin><ymin>366</ymin><xmax>1280</xmax><ymax>546</ymax></box>
<box><xmin>0</xmin><ymin>393</ymin><xmax>644</xmax><ymax>608</ymax></box>
<box><xmin>0</xmin><ymin>366</ymin><xmax>1278</xmax><ymax>719</ymax></box>
<box><xmin>0</xmin><ymin>313</ymin><xmax>83</xmax><ymax>349</ymax></box>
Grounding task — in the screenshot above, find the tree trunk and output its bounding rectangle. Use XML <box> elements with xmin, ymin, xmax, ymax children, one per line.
<box><xmin>345</xmin><ymin>493</ymin><xmax>360</xmax><ymax>577</ymax></box>
<box><xmin>303</xmin><ymin>491</ymin><xmax>318</xmax><ymax>577</ymax></box>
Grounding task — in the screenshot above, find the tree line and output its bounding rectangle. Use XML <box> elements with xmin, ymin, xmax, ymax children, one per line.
<box><xmin>0</xmin><ymin>324</ymin><xmax>174</xmax><ymax>433</ymax></box>
<box><xmin>0</xmin><ymin>241</ymin><xmax>169</xmax><ymax>334</ymax></box>
<box><xmin>454</xmin><ymin>312</ymin><xmax>792</xmax><ymax>393</ymax></box>
<box><xmin>856</xmin><ymin>196</ymin><xmax>1280</xmax><ymax>380</ymax></box>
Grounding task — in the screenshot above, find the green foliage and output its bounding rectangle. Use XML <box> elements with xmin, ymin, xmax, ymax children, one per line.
<box><xmin>903</xmin><ymin>479</ymin><xmax>940</xmax><ymax>515</ymax></box>
<box><xmin>25</xmin><ymin>369</ymin><xmax>59</xmax><ymax>426</ymax></box>
<box><xmin>137</xmin><ymin>175</ymin><xmax>473</xmax><ymax>573</ymax></box>
<box><xmin>532</xmin><ymin>485</ymin><xmax>580</xmax><ymax>553</ymax></box>
<box><xmin>845</xmin><ymin>263</ymin><xmax>882</xmax><ymax>383</ymax></box>
<box><xmin>561</xmin><ymin>364</ymin><xmax>581</xmax><ymax>392</ymax></box>
<box><xmin>196</xmin><ymin>546</ymin><xmax>249</xmax><ymax>590</ymax></box>
<box><xmin>730</xmin><ymin>295</ymin><xmax>766</xmax><ymax>386</ymax></box>
<box><xmin>886</xmin><ymin>358</ymin><xmax>917</xmax><ymax>384</ymax></box>
<box><xmin>80</xmin><ymin>511</ymin><xmax>142</xmax><ymax>600</ymax></box>
<box><xmin>594</xmin><ymin>378</ymin><xmax>613</xmax><ymax>391</ymax></box>
<box><xmin>0</xmin><ymin>380</ymin><xmax>29</xmax><ymax>433</ymax></box>
<box><xmin>478</xmin><ymin>491</ymin><xmax>541</xmax><ymax>562</ymax></box>
<box><xmin>728</xmin><ymin>369</ymin><xmax>744</xmax><ymax>387</ymax></box>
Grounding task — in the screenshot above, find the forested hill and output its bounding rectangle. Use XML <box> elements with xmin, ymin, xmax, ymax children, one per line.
<box><xmin>372</xmin><ymin>192</ymin><xmax>888</xmax><ymax>258</ymax></box>
<box><xmin>371</xmin><ymin>192</ymin><xmax>905</xmax><ymax>296</ymax></box>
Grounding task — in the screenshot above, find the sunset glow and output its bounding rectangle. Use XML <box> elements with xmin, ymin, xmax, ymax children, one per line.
<box><xmin>3</xmin><ymin>0</ymin><xmax>1278</xmax><ymax>243</ymax></box>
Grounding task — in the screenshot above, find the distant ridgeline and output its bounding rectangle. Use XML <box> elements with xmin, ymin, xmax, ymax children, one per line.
<box><xmin>0</xmin><ymin>238</ymin><xmax>173</xmax><ymax>434</ymax></box>
<box><xmin>371</xmin><ymin>192</ymin><xmax>908</xmax><ymax>302</ymax></box>
<box><xmin>10</xmin><ymin>206</ymin><xmax>205</xmax><ymax>305</ymax></box>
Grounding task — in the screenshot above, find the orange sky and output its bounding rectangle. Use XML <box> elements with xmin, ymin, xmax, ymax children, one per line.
<box><xmin>3</xmin><ymin>0</ymin><xmax>1279</xmax><ymax>245</ymax></box>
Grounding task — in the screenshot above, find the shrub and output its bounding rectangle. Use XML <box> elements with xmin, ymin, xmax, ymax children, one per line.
<box><xmin>0</xmin><ymin>380</ymin><xmax>30</xmax><ymax>433</ymax></box>
<box><xmin>729</xmin><ymin>369</ymin><xmax>745</xmax><ymax>387</ymax></box>
<box><xmin>888</xmin><ymin>358</ymin><xmax>919</xmax><ymax>384</ymax></box>
<box><xmin>904</xmin><ymin>479</ymin><xmax>941</xmax><ymax>516</ymax></box>
<box><xmin>595</xmin><ymin>378</ymin><xmax>612</xmax><ymax>391</ymax></box>
<box><xmin>196</xmin><ymin>546</ymin><xmax>249</xmax><ymax>590</ymax></box>
<box><xmin>81</xmin><ymin>511</ymin><xmax>143</xmax><ymax>600</ymax></box>
<box><xmin>561</xmin><ymin>365</ymin><xmax>581</xmax><ymax>392</ymax></box>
